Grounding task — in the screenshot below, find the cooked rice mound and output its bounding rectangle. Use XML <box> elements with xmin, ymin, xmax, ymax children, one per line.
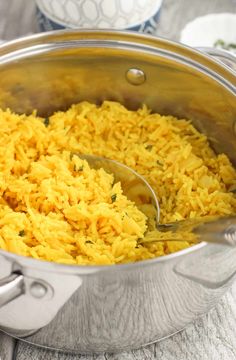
<box><xmin>0</xmin><ymin>101</ymin><xmax>235</xmax><ymax>265</ymax></box>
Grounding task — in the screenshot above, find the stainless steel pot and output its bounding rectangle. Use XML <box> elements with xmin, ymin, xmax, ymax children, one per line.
<box><xmin>0</xmin><ymin>30</ymin><xmax>235</xmax><ymax>354</ymax></box>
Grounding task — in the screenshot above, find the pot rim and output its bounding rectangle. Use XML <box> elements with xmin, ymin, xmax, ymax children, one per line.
<box><xmin>0</xmin><ymin>29</ymin><xmax>234</xmax><ymax>274</ymax></box>
<box><xmin>0</xmin><ymin>242</ymin><xmax>207</xmax><ymax>274</ymax></box>
<box><xmin>0</xmin><ymin>29</ymin><xmax>235</xmax><ymax>96</ymax></box>
<box><xmin>0</xmin><ymin>29</ymin><xmax>235</xmax><ymax>71</ymax></box>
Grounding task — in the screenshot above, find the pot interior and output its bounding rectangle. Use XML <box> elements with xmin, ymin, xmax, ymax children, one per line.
<box><xmin>0</xmin><ymin>31</ymin><xmax>235</xmax><ymax>165</ymax></box>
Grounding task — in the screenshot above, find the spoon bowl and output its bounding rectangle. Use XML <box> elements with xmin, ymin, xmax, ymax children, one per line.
<box><xmin>78</xmin><ymin>154</ymin><xmax>160</xmax><ymax>224</ymax></box>
<box><xmin>79</xmin><ymin>154</ymin><xmax>236</xmax><ymax>248</ymax></box>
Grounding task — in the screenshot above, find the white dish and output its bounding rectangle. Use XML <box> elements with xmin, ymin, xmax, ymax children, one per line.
<box><xmin>180</xmin><ymin>13</ymin><xmax>236</xmax><ymax>50</ymax></box>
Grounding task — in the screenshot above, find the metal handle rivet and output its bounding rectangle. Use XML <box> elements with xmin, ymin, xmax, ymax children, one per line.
<box><xmin>30</xmin><ymin>282</ymin><xmax>47</xmax><ymax>299</ymax></box>
<box><xmin>126</xmin><ymin>68</ymin><xmax>146</xmax><ymax>85</ymax></box>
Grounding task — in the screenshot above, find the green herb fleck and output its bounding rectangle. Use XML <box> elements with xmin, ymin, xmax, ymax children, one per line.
<box><xmin>214</xmin><ymin>39</ymin><xmax>236</xmax><ymax>52</ymax></box>
<box><xmin>85</xmin><ymin>240</ymin><xmax>93</xmax><ymax>244</ymax></box>
<box><xmin>156</xmin><ymin>160</ymin><xmax>163</xmax><ymax>166</ymax></box>
<box><xmin>18</xmin><ymin>230</ymin><xmax>25</xmax><ymax>237</ymax></box>
<box><xmin>70</xmin><ymin>152</ymin><xmax>74</xmax><ymax>160</ymax></box>
<box><xmin>214</xmin><ymin>39</ymin><xmax>225</xmax><ymax>47</ymax></box>
<box><xmin>145</xmin><ymin>144</ymin><xmax>153</xmax><ymax>151</ymax></box>
<box><xmin>44</xmin><ymin>117</ymin><xmax>50</xmax><ymax>127</ymax></box>
<box><xmin>111</xmin><ymin>194</ymin><xmax>117</xmax><ymax>203</ymax></box>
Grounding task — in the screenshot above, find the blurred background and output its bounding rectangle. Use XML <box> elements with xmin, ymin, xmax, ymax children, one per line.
<box><xmin>0</xmin><ymin>0</ymin><xmax>235</xmax><ymax>46</ymax></box>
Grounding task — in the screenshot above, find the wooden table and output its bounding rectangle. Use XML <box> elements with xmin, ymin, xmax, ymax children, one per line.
<box><xmin>0</xmin><ymin>0</ymin><xmax>236</xmax><ymax>359</ymax></box>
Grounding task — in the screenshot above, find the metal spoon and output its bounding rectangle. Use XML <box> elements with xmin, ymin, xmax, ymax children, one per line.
<box><xmin>141</xmin><ymin>215</ymin><xmax>236</xmax><ymax>247</ymax></box>
<box><xmin>79</xmin><ymin>154</ymin><xmax>236</xmax><ymax>247</ymax></box>
<box><xmin>78</xmin><ymin>154</ymin><xmax>160</xmax><ymax>223</ymax></box>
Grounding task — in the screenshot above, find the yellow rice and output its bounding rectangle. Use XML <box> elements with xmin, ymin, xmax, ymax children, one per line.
<box><xmin>0</xmin><ymin>101</ymin><xmax>235</xmax><ymax>265</ymax></box>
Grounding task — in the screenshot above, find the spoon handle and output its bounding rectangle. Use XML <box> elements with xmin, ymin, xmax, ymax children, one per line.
<box><xmin>158</xmin><ymin>216</ymin><xmax>236</xmax><ymax>246</ymax></box>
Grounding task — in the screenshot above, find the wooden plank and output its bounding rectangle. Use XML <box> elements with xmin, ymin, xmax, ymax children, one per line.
<box><xmin>0</xmin><ymin>0</ymin><xmax>36</xmax><ymax>40</ymax></box>
<box><xmin>0</xmin><ymin>332</ymin><xmax>15</xmax><ymax>360</ymax></box>
<box><xmin>0</xmin><ymin>0</ymin><xmax>12</xmax><ymax>38</ymax></box>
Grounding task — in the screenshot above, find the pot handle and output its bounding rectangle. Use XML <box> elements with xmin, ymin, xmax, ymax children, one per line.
<box><xmin>174</xmin><ymin>263</ymin><xmax>236</xmax><ymax>290</ymax></box>
<box><xmin>198</xmin><ymin>47</ymin><xmax>236</xmax><ymax>72</ymax></box>
<box><xmin>0</xmin><ymin>273</ymin><xmax>25</xmax><ymax>307</ymax></box>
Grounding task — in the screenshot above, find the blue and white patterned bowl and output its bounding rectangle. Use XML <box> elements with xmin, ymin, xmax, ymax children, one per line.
<box><xmin>36</xmin><ymin>0</ymin><xmax>163</xmax><ymax>34</ymax></box>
